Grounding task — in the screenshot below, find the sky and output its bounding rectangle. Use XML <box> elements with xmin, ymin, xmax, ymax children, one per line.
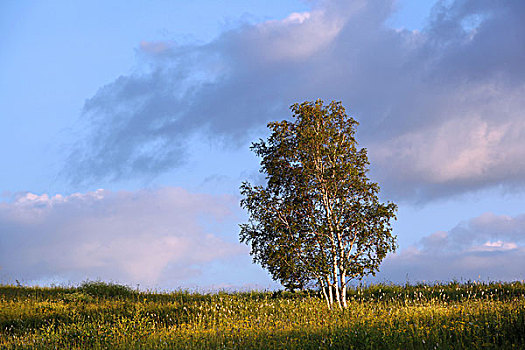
<box><xmin>1</xmin><ymin>0</ymin><xmax>524</xmax><ymax>290</ymax></box>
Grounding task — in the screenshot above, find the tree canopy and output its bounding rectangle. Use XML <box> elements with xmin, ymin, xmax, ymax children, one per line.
<box><xmin>240</xmin><ymin>100</ymin><xmax>397</xmax><ymax>309</ymax></box>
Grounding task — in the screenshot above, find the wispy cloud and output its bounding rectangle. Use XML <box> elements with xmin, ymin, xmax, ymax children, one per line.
<box><xmin>0</xmin><ymin>188</ymin><xmax>245</xmax><ymax>288</ymax></box>
<box><xmin>66</xmin><ymin>0</ymin><xmax>525</xmax><ymax>202</ymax></box>
<box><xmin>375</xmin><ymin>212</ymin><xmax>525</xmax><ymax>283</ymax></box>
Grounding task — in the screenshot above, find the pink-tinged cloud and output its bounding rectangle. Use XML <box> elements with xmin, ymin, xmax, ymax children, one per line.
<box><xmin>374</xmin><ymin>212</ymin><xmax>525</xmax><ymax>283</ymax></box>
<box><xmin>0</xmin><ymin>187</ymin><xmax>246</xmax><ymax>288</ymax></box>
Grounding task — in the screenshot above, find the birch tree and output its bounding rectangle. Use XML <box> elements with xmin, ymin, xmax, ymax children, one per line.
<box><xmin>240</xmin><ymin>100</ymin><xmax>397</xmax><ymax>309</ymax></box>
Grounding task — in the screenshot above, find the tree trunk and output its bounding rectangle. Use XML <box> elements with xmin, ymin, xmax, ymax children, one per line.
<box><xmin>319</xmin><ymin>279</ymin><xmax>331</xmax><ymax>309</ymax></box>
<box><xmin>332</xmin><ymin>261</ymin><xmax>342</xmax><ymax>309</ymax></box>
<box><xmin>339</xmin><ymin>270</ymin><xmax>347</xmax><ymax>308</ymax></box>
<box><xmin>328</xmin><ymin>280</ymin><xmax>334</xmax><ymax>308</ymax></box>
<box><xmin>341</xmin><ymin>274</ymin><xmax>348</xmax><ymax>308</ymax></box>
<box><xmin>322</xmin><ymin>286</ymin><xmax>331</xmax><ymax>309</ymax></box>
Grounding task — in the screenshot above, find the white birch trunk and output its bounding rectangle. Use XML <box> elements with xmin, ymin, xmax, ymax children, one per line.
<box><xmin>341</xmin><ymin>273</ymin><xmax>347</xmax><ymax>308</ymax></box>
<box><xmin>328</xmin><ymin>280</ymin><xmax>334</xmax><ymax>308</ymax></box>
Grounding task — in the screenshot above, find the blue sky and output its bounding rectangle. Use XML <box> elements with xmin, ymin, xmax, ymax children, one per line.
<box><xmin>1</xmin><ymin>0</ymin><xmax>524</xmax><ymax>290</ymax></box>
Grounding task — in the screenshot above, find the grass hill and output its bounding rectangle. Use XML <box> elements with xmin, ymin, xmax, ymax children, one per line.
<box><xmin>1</xmin><ymin>281</ymin><xmax>524</xmax><ymax>349</ymax></box>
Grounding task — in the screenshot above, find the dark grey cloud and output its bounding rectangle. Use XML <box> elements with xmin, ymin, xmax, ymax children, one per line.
<box><xmin>374</xmin><ymin>211</ymin><xmax>525</xmax><ymax>283</ymax></box>
<box><xmin>66</xmin><ymin>0</ymin><xmax>525</xmax><ymax>201</ymax></box>
<box><xmin>0</xmin><ymin>188</ymin><xmax>245</xmax><ymax>288</ymax></box>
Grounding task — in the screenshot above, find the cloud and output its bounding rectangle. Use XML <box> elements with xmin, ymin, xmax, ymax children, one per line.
<box><xmin>374</xmin><ymin>212</ymin><xmax>525</xmax><ymax>283</ymax></box>
<box><xmin>0</xmin><ymin>187</ymin><xmax>246</xmax><ymax>288</ymax></box>
<box><xmin>66</xmin><ymin>0</ymin><xmax>525</xmax><ymax>201</ymax></box>
<box><xmin>139</xmin><ymin>41</ymin><xmax>174</xmax><ymax>55</ymax></box>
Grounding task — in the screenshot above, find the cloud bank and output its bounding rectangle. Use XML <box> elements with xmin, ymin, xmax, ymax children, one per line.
<box><xmin>376</xmin><ymin>211</ymin><xmax>525</xmax><ymax>283</ymax></box>
<box><xmin>66</xmin><ymin>0</ymin><xmax>525</xmax><ymax>202</ymax></box>
<box><xmin>2</xmin><ymin>188</ymin><xmax>522</xmax><ymax>287</ymax></box>
<box><xmin>0</xmin><ymin>188</ymin><xmax>245</xmax><ymax>288</ymax></box>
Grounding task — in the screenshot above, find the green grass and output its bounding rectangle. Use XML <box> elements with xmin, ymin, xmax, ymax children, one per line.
<box><xmin>1</xmin><ymin>281</ymin><xmax>524</xmax><ymax>349</ymax></box>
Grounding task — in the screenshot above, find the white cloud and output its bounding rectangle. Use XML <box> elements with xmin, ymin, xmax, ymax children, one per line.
<box><xmin>249</xmin><ymin>5</ymin><xmax>348</xmax><ymax>62</ymax></box>
<box><xmin>0</xmin><ymin>187</ymin><xmax>245</xmax><ymax>288</ymax></box>
<box><xmin>473</xmin><ymin>241</ymin><xmax>518</xmax><ymax>252</ymax></box>
<box><xmin>282</xmin><ymin>12</ymin><xmax>311</xmax><ymax>24</ymax></box>
<box><xmin>373</xmin><ymin>211</ymin><xmax>525</xmax><ymax>283</ymax></box>
<box><xmin>370</xmin><ymin>82</ymin><xmax>525</xmax><ymax>200</ymax></box>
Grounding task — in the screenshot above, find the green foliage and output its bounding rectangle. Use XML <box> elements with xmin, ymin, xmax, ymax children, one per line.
<box><xmin>240</xmin><ymin>100</ymin><xmax>397</xmax><ymax>307</ymax></box>
<box><xmin>79</xmin><ymin>281</ymin><xmax>136</xmax><ymax>299</ymax></box>
<box><xmin>0</xmin><ymin>282</ymin><xmax>524</xmax><ymax>349</ymax></box>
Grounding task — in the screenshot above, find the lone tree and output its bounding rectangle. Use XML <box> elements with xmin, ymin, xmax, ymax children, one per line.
<box><xmin>240</xmin><ymin>100</ymin><xmax>397</xmax><ymax>309</ymax></box>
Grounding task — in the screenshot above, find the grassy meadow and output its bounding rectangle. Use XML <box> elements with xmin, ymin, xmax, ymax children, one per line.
<box><xmin>1</xmin><ymin>281</ymin><xmax>524</xmax><ymax>349</ymax></box>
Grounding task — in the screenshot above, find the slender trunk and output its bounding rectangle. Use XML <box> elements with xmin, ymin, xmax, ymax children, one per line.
<box><xmin>319</xmin><ymin>279</ymin><xmax>331</xmax><ymax>309</ymax></box>
<box><xmin>322</xmin><ymin>286</ymin><xmax>331</xmax><ymax>309</ymax></box>
<box><xmin>341</xmin><ymin>273</ymin><xmax>347</xmax><ymax>308</ymax></box>
<box><xmin>327</xmin><ymin>279</ymin><xmax>334</xmax><ymax>308</ymax></box>
<box><xmin>337</xmin><ymin>268</ymin><xmax>348</xmax><ymax>308</ymax></box>
<box><xmin>332</xmin><ymin>261</ymin><xmax>342</xmax><ymax>309</ymax></box>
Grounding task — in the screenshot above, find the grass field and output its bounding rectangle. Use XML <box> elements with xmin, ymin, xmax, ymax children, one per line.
<box><xmin>1</xmin><ymin>281</ymin><xmax>524</xmax><ymax>349</ymax></box>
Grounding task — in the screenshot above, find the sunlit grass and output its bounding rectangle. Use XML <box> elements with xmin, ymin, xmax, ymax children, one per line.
<box><xmin>1</xmin><ymin>281</ymin><xmax>524</xmax><ymax>349</ymax></box>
